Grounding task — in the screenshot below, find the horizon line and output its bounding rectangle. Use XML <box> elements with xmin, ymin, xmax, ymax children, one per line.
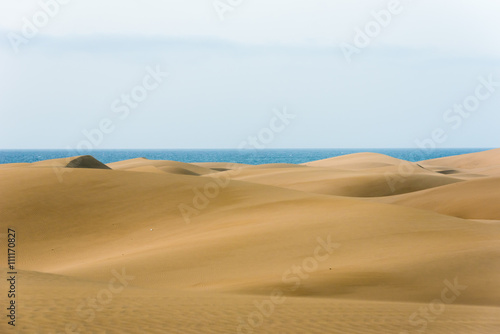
<box><xmin>0</xmin><ymin>147</ymin><xmax>495</xmax><ymax>151</ymax></box>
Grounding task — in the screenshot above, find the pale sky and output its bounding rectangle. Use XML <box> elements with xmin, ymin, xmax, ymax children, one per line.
<box><xmin>0</xmin><ymin>0</ymin><xmax>499</xmax><ymax>149</ymax></box>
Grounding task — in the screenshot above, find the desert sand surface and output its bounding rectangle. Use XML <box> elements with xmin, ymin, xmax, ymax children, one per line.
<box><xmin>1</xmin><ymin>149</ymin><xmax>500</xmax><ymax>333</ymax></box>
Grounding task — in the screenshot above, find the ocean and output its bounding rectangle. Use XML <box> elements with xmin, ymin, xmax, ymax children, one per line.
<box><xmin>0</xmin><ymin>148</ymin><xmax>492</xmax><ymax>165</ymax></box>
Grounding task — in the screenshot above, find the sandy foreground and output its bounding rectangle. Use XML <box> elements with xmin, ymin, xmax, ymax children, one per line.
<box><xmin>1</xmin><ymin>149</ymin><xmax>500</xmax><ymax>334</ymax></box>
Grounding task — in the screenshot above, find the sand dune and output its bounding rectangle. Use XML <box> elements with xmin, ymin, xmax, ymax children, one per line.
<box><xmin>420</xmin><ymin>148</ymin><xmax>500</xmax><ymax>177</ymax></box>
<box><xmin>66</xmin><ymin>155</ymin><xmax>111</xmax><ymax>169</ymax></box>
<box><xmin>30</xmin><ymin>155</ymin><xmax>111</xmax><ymax>169</ymax></box>
<box><xmin>193</xmin><ymin>162</ymin><xmax>251</xmax><ymax>170</ymax></box>
<box><xmin>243</xmin><ymin>163</ymin><xmax>309</xmax><ymax>169</ymax></box>
<box><xmin>422</xmin><ymin>148</ymin><xmax>500</xmax><ymax>169</ymax></box>
<box><xmin>219</xmin><ymin>166</ymin><xmax>462</xmax><ymax>197</ymax></box>
<box><xmin>376</xmin><ymin>177</ymin><xmax>500</xmax><ymax>220</ymax></box>
<box><xmin>304</xmin><ymin>152</ymin><xmax>411</xmax><ymax>169</ymax></box>
<box><xmin>1</xmin><ymin>149</ymin><xmax>499</xmax><ymax>333</ymax></box>
<box><xmin>108</xmin><ymin>157</ymin><xmax>215</xmax><ymax>175</ymax></box>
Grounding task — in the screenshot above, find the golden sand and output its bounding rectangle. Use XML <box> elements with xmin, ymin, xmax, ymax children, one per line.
<box><xmin>1</xmin><ymin>149</ymin><xmax>499</xmax><ymax>333</ymax></box>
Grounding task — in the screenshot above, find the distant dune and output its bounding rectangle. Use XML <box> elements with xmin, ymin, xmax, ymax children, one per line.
<box><xmin>422</xmin><ymin>148</ymin><xmax>500</xmax><ymax>169</ymax></box>
<box><xmin>32</xmin><ymin>155</ymin><xmax>111</xmax><ymax>169</ymax></box>
<box><xmin>420</xmin><ymin>148</ymin><xmax>500</xmax><ymax>177</ymax></box>
<box><xmin>108</xmin><ymin>157</ymin><xmax>215</xmax><ymax>175</ymax></box>
<box><xmin>1</xmin><ymin>149</ymin><xmax>499</xmax><ymax>333</ymax></box>
<box><xmin>303</xmin><ymin>152</ymin><xmax>409</xmax><ymax>169</ymax></box>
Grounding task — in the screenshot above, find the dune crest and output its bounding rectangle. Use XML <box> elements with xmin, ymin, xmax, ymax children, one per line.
<box><xmin>421</xmin><ymin>148</ymin><xmax>500</xmax><ymax>169</ymax></box>
<box><xmin>108</xmin><ymin>157</ymin><xmax>214</xmax><ymax>175</ymax></box>
<box><xmin>65</xmin><ymin>155</ymin><xmax>111</xmax><ymax>169</ymax></box>
<box><xmin>303</xmin><ymin>152</ymin><xmax>408</xmax><ymax>169</ymax></box>
<box><xmin>29</xmin><ymin>155</ymin><xmax>111</xmax><ymax>169</ymax></box>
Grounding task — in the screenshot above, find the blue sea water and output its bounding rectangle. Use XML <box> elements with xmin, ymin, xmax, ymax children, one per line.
<box><xmin>0</xmin><ymin>148</ymin><xmax>492</xmax><ymax>165</ymax></box>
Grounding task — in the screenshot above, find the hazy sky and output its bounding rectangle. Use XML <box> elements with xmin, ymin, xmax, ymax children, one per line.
<box><xmin>1</xmin><ymin>0</ymin><xmax>499</xmax><ymax>149</ymax></box>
